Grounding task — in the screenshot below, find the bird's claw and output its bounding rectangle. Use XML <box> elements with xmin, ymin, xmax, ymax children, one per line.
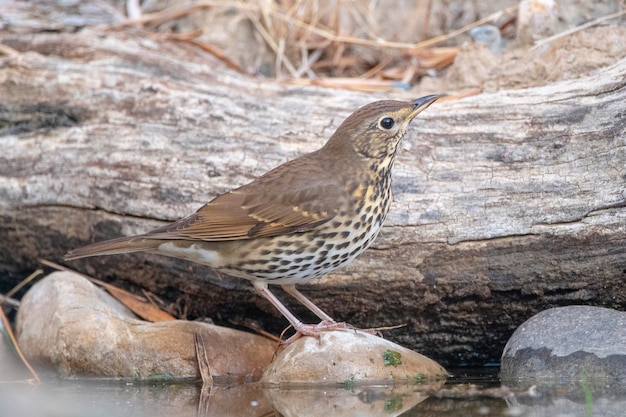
<box><xmin>282</xmin><ymin>320</ymin><xmax>376</xmax><ymax>344</ymax></box>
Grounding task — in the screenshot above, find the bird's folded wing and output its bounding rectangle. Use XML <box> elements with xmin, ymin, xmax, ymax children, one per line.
<box><xmin>145</xmin><ymin>180</ymin><xmax>343</xmax><ymax>241</ymax></box>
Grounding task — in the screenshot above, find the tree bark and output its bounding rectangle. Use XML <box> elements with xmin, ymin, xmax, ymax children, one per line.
<box><xmin>2</xmin><ymin>29</ymin><xmax>625</xmax><ymax>366</ymax></box>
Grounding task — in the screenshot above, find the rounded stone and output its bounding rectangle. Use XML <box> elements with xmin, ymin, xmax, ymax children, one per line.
<box><xmin>262</xmin><ymin>329</ymin><xmax>447</xmax><ymax>385</ymax></box>
<box><xmin>16</xmin><ymin>271</ymin><xmax>275</xmax><ymax>380</ymax></box>
<box><xmin>501</xmin><ymin>305</ymin><xmax>626</xmax><ymax>383</ymax></box>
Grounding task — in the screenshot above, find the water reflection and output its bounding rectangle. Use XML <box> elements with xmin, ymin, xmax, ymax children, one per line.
<box><xmin>0</xmin><ymin>372</ymin><xmax>624</xmax><ymax>417</ymax></box>
<box><xmin>265</xmin><ymin>383</ymin><xmax>437</xmax><ymax>417</ymax></box>
<box><xmin>0</xmin><ymin>380</ymin><xmax>271</xmax><ymax>417</ymax></box>
<box><xmin>0</xmin><ymin>379</ymin><xmax>438</xmax><ymax>417</ymax></box>
<box><xmin>503</xmin><ymin>379</ymin><xmax>626</xmax><ymax>417</ymax></box>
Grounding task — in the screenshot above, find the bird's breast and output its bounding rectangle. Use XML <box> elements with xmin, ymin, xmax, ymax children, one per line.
<box><xmin>224</xmin><ymin>179</ymin><xmax>392</xmax><ymax>285</ymax></box>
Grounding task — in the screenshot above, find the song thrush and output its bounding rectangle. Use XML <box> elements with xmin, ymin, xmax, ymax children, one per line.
<box><xmin>65</xmin><ymin>95</ymin><xmax>440</xmax><ymax>338</ymax></box>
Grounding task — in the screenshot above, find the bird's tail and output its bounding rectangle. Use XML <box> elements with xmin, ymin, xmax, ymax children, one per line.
<box><xmin>64</xmin><ymin>235</ymin><xmax>163</xmax><ymax>261</ymax></box>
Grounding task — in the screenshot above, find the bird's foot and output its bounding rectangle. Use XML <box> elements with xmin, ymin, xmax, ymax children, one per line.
<box><xmin>282</xmin><ymin>320</ymin><xmax>368</xmax><ymax>344</ymax></box>
<box><xmin>281</xmin><ymin>320</ymin><xmax>397</xmax><ymax>344</ymax></box>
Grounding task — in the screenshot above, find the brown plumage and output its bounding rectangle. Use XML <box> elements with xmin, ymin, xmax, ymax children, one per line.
<box><xmin>65</xmin><ymin>95</ymin><xmax>440</xmax><ymax>338</ymax></box>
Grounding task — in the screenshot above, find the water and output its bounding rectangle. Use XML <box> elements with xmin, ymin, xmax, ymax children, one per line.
<box><xmin>1</xmin><ymin>368</ymin><xmax>624</xmax><ymax>417</ymax></box>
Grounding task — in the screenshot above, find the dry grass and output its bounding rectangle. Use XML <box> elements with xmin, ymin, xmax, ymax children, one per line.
<box><xmin>118</xmin><ymin>0</ymin><xmax>519</xmax><ymax>92</ymax></box>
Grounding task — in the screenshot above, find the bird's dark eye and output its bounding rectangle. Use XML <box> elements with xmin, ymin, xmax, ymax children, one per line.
<box><xmin>379</xmin><ymin>117</ymin><xmax>394</xmax><ymax>130</ymax></box>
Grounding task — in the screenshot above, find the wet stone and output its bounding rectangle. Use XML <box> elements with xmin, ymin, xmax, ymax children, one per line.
<box><xmin>262</xmin><ymin>329</ymin><xmax>447</xmax><ymax>385</ymax></box>
<box><xmin>501</xmin><ymin>306</ymin><xmax>626</xmax><ymax>384</ymax></box>
<box><xmin>16</xmin><ymin>271</ymin><xmax>275</xmax><ymax>380</ymax></box>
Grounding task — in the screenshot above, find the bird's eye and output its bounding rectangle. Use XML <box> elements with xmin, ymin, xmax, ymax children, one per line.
<box><xmin>379</xmin><ymin>117</ymin><xmax>395</xmax><ymax>130</ymax></box>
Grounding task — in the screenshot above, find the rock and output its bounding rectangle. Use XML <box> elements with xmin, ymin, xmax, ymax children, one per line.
<box><xmin>500</xmin><ymin>306</ymin><xmax>626</xmax><ymax>383</ymax></box>
<box><xmin>469</xmin><ymin>25</ymin><xmax>503</xmax><ymax>54</ymax></box>
<box><xmin>16</xmin><ymin>271</ymin><xmax>275</xmax><ymax>380</ymax></box>
<box><xmin>516</xmin><ymin>0</ymin><xmax>558</xmax><ymax>45</ymax></box>
<box><xmin>262</xmin><ymin>329</ymin><xmax>447</xmax><ymax>385</ymax></box>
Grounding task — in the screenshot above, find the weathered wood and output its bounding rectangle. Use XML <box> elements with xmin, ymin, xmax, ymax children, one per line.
<box><xmin>1</xmin><ymin>29</ymin><xmax>625</xmax><ymax>366</ymax></box>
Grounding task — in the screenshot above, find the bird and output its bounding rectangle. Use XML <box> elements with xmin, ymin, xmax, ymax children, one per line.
<box><xmin>65</xmin><ymin>95</ymin><xmax>440</xmax><ymax>339</ymax></box>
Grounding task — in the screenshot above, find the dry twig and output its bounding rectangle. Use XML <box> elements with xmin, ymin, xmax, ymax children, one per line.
<box><xmin>531</xmin><ymin>9</ymin><xmax>626</xmax><ymax>50</ymax></box>
<box><xmin>0</xmin><ymin>301</ymin><xmax>40</xmax><ymax>383</ymax></box>
<box><xmin>2</xmin><ymin>269</ymin><xmax>43</xmax><ymax>302</ymax></box>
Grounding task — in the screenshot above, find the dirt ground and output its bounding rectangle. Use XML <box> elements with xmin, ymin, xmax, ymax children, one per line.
<box><xmin>139</xmin><ymin>0</ymin><xmax>626</xmax><ymax>94</ymax></box>
<box><xmin>3</xmin><ymin>0</ymin><xmax>624</xmax><ymax>93</ymax></box>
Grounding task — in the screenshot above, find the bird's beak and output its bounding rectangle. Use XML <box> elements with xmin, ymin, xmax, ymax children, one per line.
<box><xmin>408</xmin><ymin>94</ymin><xmax>441</xmax><ymax>119</ymax></box>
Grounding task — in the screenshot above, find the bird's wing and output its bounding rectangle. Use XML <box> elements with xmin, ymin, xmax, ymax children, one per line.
<box><xmin>145</xmin><ymin>160</ymin><xmax>346</xmax><ymax>241</ymax></box>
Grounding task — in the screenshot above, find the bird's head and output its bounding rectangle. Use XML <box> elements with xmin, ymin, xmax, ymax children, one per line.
<box><xmin>324</xmin><ymin>95</ymin><xmax>440</xmax><ymax>165</ymax></box>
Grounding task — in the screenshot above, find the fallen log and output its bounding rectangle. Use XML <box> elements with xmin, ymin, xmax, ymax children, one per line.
<box><xmin>1</xmin><ymin>29</ymin><xmax>625</xmax><ymax>365</ymax></box>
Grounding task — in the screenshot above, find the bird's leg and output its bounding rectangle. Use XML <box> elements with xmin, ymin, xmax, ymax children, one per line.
<box><xmin>253</xmin><ymin>282</ymin><xmax>345</xmax><ymax>343</ymax></box>
<box><xmin>281</xmin><ymin>284</ymin><xmax>336</xmax><ymax>323</ymax></box>
<box><xmin>282</xmin><ymin>284</ymin><xmax>371</xmax><ymax>336</ymax></box>
<box><xmin>254</xmin><ymin>283</ymin><xmax>306</xmax><ymax>332</ymax></box>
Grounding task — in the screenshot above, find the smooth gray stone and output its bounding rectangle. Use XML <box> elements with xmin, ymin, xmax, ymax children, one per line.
<box><xmin>501</xmin><ymin>306</ymin><xmax>626</xmax><ymax>383</ymax></box>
